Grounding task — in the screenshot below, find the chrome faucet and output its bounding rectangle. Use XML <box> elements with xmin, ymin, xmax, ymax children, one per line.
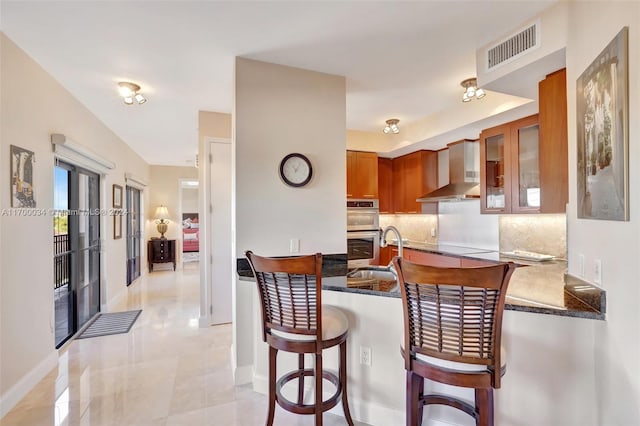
<box><xmin>380</xmin><ymin>225</ymin><xmax>403</xmax><ymax>259</ymax></box>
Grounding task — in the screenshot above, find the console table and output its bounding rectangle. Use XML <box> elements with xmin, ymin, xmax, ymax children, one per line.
<box><xmin>147</xmin><ymin>239</ymin><xmax>176</xmax><ymax>272</ymax></box>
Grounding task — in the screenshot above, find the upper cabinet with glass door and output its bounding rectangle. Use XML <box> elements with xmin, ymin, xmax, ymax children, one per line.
<box><xmin>479</xmin><ymin>68</ymin><xmax>568</xmax><ymax>214</ymax></box>
<box><xmin>480</xmin><ymin>115</ymin><xmax>540</xmax><ymax>214</ymax></box>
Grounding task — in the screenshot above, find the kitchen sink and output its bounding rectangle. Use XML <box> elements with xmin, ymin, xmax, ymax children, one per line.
<box><xmin>347</xmin><ymin>266</ymin><xmax>397</xmax><ymax>280</ymax></box>
<box><xmin>347</xmin><ymin>266</ymin><xmax>398</xmax><ymax>292</ymax></box>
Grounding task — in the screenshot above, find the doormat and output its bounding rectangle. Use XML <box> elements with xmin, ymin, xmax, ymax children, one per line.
<box><xmin>76</xmin><ymin>310</ymin><xmax>142</xmax><ymax>339</ymax></box>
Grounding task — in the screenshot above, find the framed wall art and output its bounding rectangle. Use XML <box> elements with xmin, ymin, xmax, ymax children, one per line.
<box><xmin>576</xmin><ymin>27</ymin><xmax>629</xmax><ymax>221</ymax></box>
<box><xmin>114</xmin><ymin>215</ymin><xmax>122</xmax><ymax>239</ymax></box>
<box><xmin>10</xmin><ymin>145</ymin><xmax>36</xmax><ymax>208</ymax></box>
<box><xmin>113</xmin><ymin>184</ymin><xmax>123</xmax><ymax>209</ymax></box>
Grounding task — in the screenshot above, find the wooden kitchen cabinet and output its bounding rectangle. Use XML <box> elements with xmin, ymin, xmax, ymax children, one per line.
<box><xmin>379</xmin><ymin>246</ymin><xmax>392</xmax><ymax>265</ymax></box>
<box><xmin>480</xmin><ymin>69</ymin><xmax>567</xmax><ymax>214</ymax></box>
<box><xmin>480</xmin><ymin>114</ymin><xmax>540</xmax><ymax>214</ymax></box>
<box><xmin>391</xmin><ymin>247</ymin><xmax>399</xmax><ymax>260</ymax></box>
<box><xmin>539</xmin><ymin>68</ymin><xmax>568</xmax><ymax>213</ymax></box>
<box><xmin>347</xmin><ymin>150</ymin><xmax>378</xmax><ymax>199</ymax></box>
<box><xmin>404</xmin><ymin>248</ymin><xmax>461</xmax><ymax>267</ymax></box>
<box><xmin>392</xmin><ymin>150</ymin><xmax>438</xmax><ymax>214</ymax></box>
<box><xmin>378</xmin><ymin>158</ymin><xmax>393</xmax><ymax>213</ymax></box>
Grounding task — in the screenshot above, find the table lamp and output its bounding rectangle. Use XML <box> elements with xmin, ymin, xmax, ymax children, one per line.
<box><xmin>155</xmin><ymin>205</ymin><xmax>170</xmax><ymax>239</ymax></box>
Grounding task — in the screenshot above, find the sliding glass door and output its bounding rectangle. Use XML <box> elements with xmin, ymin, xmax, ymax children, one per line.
<box><xmin>54</xmin><ymin>162</ymin><xmax>101</xmax><ymax>348</ymax></box>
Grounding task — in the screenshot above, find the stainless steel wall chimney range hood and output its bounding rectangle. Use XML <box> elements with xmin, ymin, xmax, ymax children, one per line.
<box><xmin>416</xmin><ymin>140</ymin><xmax>480</xmax><ymax>202</ymax></box>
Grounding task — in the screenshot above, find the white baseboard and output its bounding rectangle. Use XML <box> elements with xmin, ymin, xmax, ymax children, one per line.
<box><xmin>230</xmin><ymin>343</ymin><xmax>254</xmax><ymax>385</ymax></box>
<box><xmin>234</xmin><ymin>365</ymin><xmax>253</xmax><ymax>385</ymax></box>
<box><xmin>198</xmin><ymin>315</ymin><xmax>210</xmax><ymax>328</ymax></box>
<box><xmin>0</xmin><ymin>350</ymin><xmax>58</xmax><ymax>419</ymax></box>
<box><xmin>252</xmin><ymin>372</ymin><xmax>268</xmax><ymax>394</ymax></box>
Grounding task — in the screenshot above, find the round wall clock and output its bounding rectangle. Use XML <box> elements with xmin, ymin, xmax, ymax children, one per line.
<box><xmin>279</xmin><ymin>153</ymin><xmax>313</xmax><ymax>187</ymax></box>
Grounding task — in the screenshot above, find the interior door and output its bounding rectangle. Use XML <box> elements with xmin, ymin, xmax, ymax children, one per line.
<box><xmin>209</xmin><ymin>141</ymin><xmax>232</xmax><ymax>324</ymax></box>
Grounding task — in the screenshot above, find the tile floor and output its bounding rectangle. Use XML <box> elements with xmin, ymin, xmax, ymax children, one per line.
<box><xmin>2</xmin><ymin>263</ymin><xmax>364</xmax><ymax>425</ymax></box>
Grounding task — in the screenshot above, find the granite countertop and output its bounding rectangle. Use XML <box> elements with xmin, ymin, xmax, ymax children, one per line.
<box><xmin>237</xmin><ymin>249</ymin><xmax>605</xmax><ymax>320</ymax></box>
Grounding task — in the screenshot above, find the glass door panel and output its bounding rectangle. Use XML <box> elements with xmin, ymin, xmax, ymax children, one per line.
<box><xmin>76</xmin><ymin>171</ymin><xmax>100</xmax><ymax>329</ymax></box>
<box><xmin>485</xmin><ymin>134</ymin><xmax>505</xmax><ymax>209</ymax></box>
<box><xmin>126</xmin><ymin>186</ymin><xmax>141</xmax><ymax>285</ymax></box>
<box><xmin>516</xmin><ymin>124</ymin><xmax>540</xmax><ymax>208</ymax></box>
<box><xmin>54</xmin><ymin>165</ymin><xmax>72</xmax><ymax>347</ymax></box>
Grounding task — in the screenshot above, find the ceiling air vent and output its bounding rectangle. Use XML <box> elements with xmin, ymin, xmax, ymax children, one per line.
<box><xmin>487</xmin><ymin>21</ymin><xmax>539</xmax><ymax>70</ymax></box>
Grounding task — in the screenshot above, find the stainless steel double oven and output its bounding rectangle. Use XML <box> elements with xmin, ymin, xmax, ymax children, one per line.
<box><xmin>347</xmin><ymin>199</ymin><xmax>380</xmax><ymax>268</ymax></box>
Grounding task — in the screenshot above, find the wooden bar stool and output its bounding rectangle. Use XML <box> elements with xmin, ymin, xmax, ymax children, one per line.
<box><xmin>393</xmin><ymin>257</ymin><xmax>516</xmax><ymax>426</ymax></box>
<box><xmin>246</xmin><ymin>251</ymin><xmax>354</xmax><ymax>426</ymax></box>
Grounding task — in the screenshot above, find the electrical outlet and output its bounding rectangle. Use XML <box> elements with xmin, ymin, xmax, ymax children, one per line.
<box><xmin>430</xmin><ymin>228</ymin><xmax>436</xmax><ymax>238</ymax></box>
<box><xmin>290</xmin><ymin>238</ymin><xmax>300</xmax><ymax>254</ymax></box>
<box><xmin>594</xmin><ymin>259</ymin><xmax>602</xmax><ymax>284</ymax></box>
<box><xmin>578</xmin><ymin>254</ymin><xmax>585</xmax><ymax>277</ymax></box>
<box><xmin>360</xmin><ymin>346</ymin><xmax>372</xmax><ymax>366</ymax></box>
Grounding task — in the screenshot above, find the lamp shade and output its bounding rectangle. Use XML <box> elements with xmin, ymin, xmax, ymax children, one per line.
<box><xmin>155</xmin><ymin>205</ymin><xmax>170</xmax><ymax>221</ymax></box>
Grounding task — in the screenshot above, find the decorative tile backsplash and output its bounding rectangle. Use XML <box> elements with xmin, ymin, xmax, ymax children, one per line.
<box><xmin>499</xmin><ymin>214</ymin><xmax>567</xmax><ymax>259</ymax></box>
<box><xmin>380</xmin><ymin>212</ymin><xmax>567</xmax><ymax>259</ymax></box>
<box><xmin>379</xmin><ymin>214</ymin><xmax>438</xmax><ymax>244</ymax></box>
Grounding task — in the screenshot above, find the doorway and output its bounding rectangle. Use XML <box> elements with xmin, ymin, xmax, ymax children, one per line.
<box><xmin>180</xmin><ymin>180</ymin><xmax>200</xmax><ymax>265</ymax></box>
<box><xmin>54</xmin><ymin>162</ymin><xmax>101</xmax><ymax>348</ymax></box>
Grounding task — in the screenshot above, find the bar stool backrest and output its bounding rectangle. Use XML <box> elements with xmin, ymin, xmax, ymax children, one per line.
<box><xmin>246</xmin><ymin>251</ymin><xmax>323</xmax><ymax>343</ymax></box>
<box><xmin>393</xmin><ymin>257</ymin><xmax>516</xmax><ymax>388</ymax></box>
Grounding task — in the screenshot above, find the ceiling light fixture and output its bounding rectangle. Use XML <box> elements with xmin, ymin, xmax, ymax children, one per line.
<box><xmin>460</xmin><ymin>78</ymin><xmax>486</xmax><ymax>103</ymax></box>
<box><xmin>383</xmin><ymin>118</ymin><xmax>400</xmax><ymax>134</ymax></box>
<box><xmin>118</xmin><ymin>81</ymin><xmax>147</xmax><ymax>105</ymax></box>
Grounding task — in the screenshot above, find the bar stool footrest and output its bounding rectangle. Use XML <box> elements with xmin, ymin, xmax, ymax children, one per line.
<box><xmin>423</xmin><ymin>393</ymin><xmax>478</xmax><ymax>419</ymax></box>
<box><xmin>276</xmin><ymin>368</ymin><xmax>342</xmax><ymax>415</ymax></box>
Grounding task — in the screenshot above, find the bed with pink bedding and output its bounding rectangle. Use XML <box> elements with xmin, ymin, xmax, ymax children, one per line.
<box><xmin>182</xmin><ymin>228</ymin><xmax>199</xmax><ymax>252</ymax></box>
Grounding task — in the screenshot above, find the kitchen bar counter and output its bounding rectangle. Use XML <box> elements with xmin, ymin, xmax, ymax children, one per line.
<box><xmin>237</xmin><ymin>249</ymin><xmax>605</xmax><ymax>320</ymax></box>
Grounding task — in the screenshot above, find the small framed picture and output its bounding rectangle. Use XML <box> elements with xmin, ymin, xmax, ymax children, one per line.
<box><xmin>10</xmin><ymin>145</ymin><xmax>36</xmax><ymax>208</ymax></box>
<box><xmin>114</xmin><ymin>215</ymin><xmax>122</xmax><ymax>239</ymax></box>
<box><xmin>113</xmin><ymin>184</ymin><xmax>123</xmax><ymax>208</ymax></box>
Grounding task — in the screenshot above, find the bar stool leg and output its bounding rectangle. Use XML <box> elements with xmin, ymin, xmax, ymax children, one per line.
<box><xmin>315</xmin><ymin>353</ymin><xmax>323</xmax><ymax>426</ymax></box>
<box><xmin>475</xmin><ymin>388</ymin><xmax>494</xmax><ymax>426</ymax></box>
<box><xmin>406</xmin><ymin>371</ymin><xmax>423</xmax><ymax>426</ymax></box>
<box><xmin>297</xmin><ymin>354</ymin><xmax>305</xmax><ymax>405</ymax></box>
<box><xmin>266</xmin><ymin>346</ymin><xmax>278</xmax><ymax>426</ymax></box>
<box><xmin>339</xmin><ymin>341</ymin><xmax>355</xmax><ymax>426</ymax></box>
<box><xmin>417</xmin><ymin>383</ymin><xmax>424</xmax><ymax>426</ymax></box>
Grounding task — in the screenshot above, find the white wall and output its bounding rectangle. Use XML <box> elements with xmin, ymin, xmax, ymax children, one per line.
<box><xmin>566</xmin><ymin>1</ymin><xmax>640</xmax><ymax>421</ymax></box>
<box><xmin>234</xmin><ymin>57</ymin><xmax>346</xmax><ymax>256</ymax></box>
<box><xmin>233</xmin><ymin>57</ymin><xmax>346</xmax><ymax>380</ymax></box>
<box><xmin>181</xmin><ymin>187</ymin><xmax>198</xmax><ymax>213</ymax></box>
<box><xmin>0</xmin><ymin>33</ymin><xmax>150</xmax><ymax>416</ymax></box>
